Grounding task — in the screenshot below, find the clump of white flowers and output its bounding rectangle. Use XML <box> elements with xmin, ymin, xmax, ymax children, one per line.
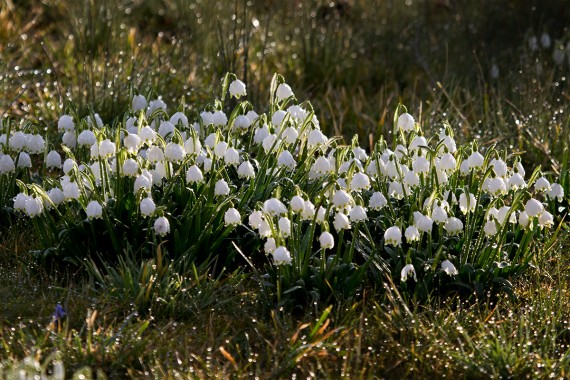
<box><xmin>5</xmin><ymin>73</ymin><xmax>565</xmax><ymax>303</ymax></box>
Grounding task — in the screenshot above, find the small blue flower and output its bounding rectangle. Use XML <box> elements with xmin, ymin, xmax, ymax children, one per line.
<box><xmin>53</xmin><ymin>304</ymin><xmax>66</xmax><ymax>321</ymax></box>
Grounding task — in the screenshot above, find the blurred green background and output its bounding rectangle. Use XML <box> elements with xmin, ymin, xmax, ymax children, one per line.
<box><xmin>1</xmin><ymin>0</ymin><xmax>569</xmax><ymax>168</ymax></box>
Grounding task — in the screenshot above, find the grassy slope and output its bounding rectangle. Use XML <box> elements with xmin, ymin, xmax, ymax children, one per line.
<box><xmin>1</xmin><ymin>0</ymin><xmax>570</xmax><ymax>378</ymax></box>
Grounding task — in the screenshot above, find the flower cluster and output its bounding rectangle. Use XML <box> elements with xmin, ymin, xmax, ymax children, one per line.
<box><xmin>8</xmin><ymin>73</ymin><xmax>567</xmax><ymax>301</ymax></box>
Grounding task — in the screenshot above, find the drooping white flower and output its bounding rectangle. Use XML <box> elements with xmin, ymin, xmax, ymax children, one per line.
<box><xmin>350</xmin><ymin>172</ymin><xmax>370</xmax><ymax>192</ymax></box>
<box><xmin>439</xmin><ymin>153</ymin><xmax>457</xmax><ymax>172</ymax></box>
<box><xmin>546</xmin><ymin>183</ymin><xmax>564</xmax><ymax>202</ymax></box>
<box><xmin>62</xmin><ymin>181</ymin><xmax>80</xmax><ymax>200</ymax></box>
<box><xmin>246</xmin><ymin>110</ymin><xmax>259</xmax><ymax>123</ymax></box>
<box><xmin>26</xmin><ymin>134</ymin><xmax>45</xmax><ymax>154</ymax></box>
<box><xmin>164</xmin><ymin>142</ymin><xmax>186</xmax><ymax>163</ymax></box>
<box><xmin>444</xmin><ymin>217</ymin><xmax>463</xmax><ymax>235</ymax></box>
<box><xmin>184</xmin><ymin>136</ymin><xmax>201</xmax><ymax>155</ymax></box>
<box><xmin>409</xmin><ymin>135</ymin><xmax>428</xmax><ymax>152</ymax></box>
<box><xmin>62</xmin><ymin>158</ymin><xmax>75</xmax><ymax>175</ymax></box>
<box><xmin>134</xmin><ymin>173</ymin><xmax>152</xmax><ymax>193</ymax></box>
<box><xmin>318</xmin><ymin>231</ymin><xmax>334</xmax><ymax>250</ymax></box>
<box><xmin>278</xmin><ymin>217</ymin><xmax>291</xmax><ymax>237</ymax></box>
<box><xmin>507</xmin><ymin>172</ymin><xmax>526</xmax><ymax>190</ymax></box>
<box><xmin>333</xmin><ymin>212</ymin><xmax>351</xmax><ymax>231</ymax></box>
<box><xmin>276</xmin><ymin>83</ymin><xmax>294</xmax><ymax>101</ymax></box>
<box><xmin>77</xmin><ymin>130</ymin><xmax>97</xmax><ymax>147</ymax></box>
<box><xmin>237</xmin><ymin>161</ymin><xmax>255</xmax><ymax>179</ymax></box>
<box><xmin>140</xmin><ymin>197</ymin><xmax>156</xmax><ymax>217</ymax></box>
<box><xmin>282</xmin><ymin>126</ymin><xmax>298</xmax><ymax>144</ymax></box>
<box><xmin>158</xmin><ymin>121</ymin><xmax>176</xmax><ymax>139</ymax></box>
<box><xmin>203</xmin><ymin>133</ymin><xmax>217</xmax><ymax>149</ymax></box>
<box><xmin>126</xmin><ymin>117</ymin><xmax>137</xmax><ymax>134</ymax></box>
<box><xmin>25</xmin><ymin>196</ymin><xmax>44</xmax><ymax>217</ymax></box>
<box><xmin>132</xmin><ymin>94</ymin><xmax>147</xmax><ymax>112</ymax></box>
<box><xmin>287</xmin><ymin>105</ymin><xmax>309</xmax><ymax>122</ymax></box>
<box><xmin>262</xmin><ymin>134</ymin><xmax>278</xmax><ymax>153</ymax></box>
<box><xmin>58</xmin><ymin>115</ymin><xmax>75</xmax><ymax>132</ymax></box>
<box><xmin>224</xmin><ymin>147</ymin><xmax>240</xmax><ymax>166</ymax></box>
<box><xmin>307</xmin><ymin>129</ymin><xmax>328</xmax><ymax>148</ymax></box>
<box><xmin>416</xmin><ymin>213</ymin><xmax>433</xmax><ymax>234</ymax></box>
<box><xmin>441</xmin><ymin>260</ymin><xmax>458</xmax><ymax>276</ymax></box>
<box><xmin>301</xmin><ymin>201</ymin><xmax>315</xmax><ymax>220</ymax></box>
<box><xmin>151</xmin><ymin>161</ymin><xmax>170</xmax><ymax>185</ymax></box>
<box><xmin>432</xmin><ymin>205</ymin><xmax>448</xmax><ymax>224</ymax></box>
<box><xmin>124</xmin><ymin>133</ymin><xmax>141</xmax><ymax>153</ymax></box>
<box><xmin>99</xmin><ymin>139</ymin><xmax>116</xmax><ymax>157</ymax></box>
<box><xmin>316</xmin><ymin>206</ymin><xmax>327</xmax><ymax>224</ymax></box>
<box><xmin>383</xmin><ymin>160</ymin><xmax>398</xmax><ymax>180</ymax></box>
<box><xmin>153</xmin><ymin>216</ymin><xmax>170</xmax><ymax>236</ymax></box>
<box><xmin>273</xmin><ymin>246</ymin><xmax>292</xmax><ymax>265</ymax></box>
<box><xmin>138</xmin><ymin>126</ymin><xmax>157</xmax><ymax>143</ymax></box>
<box><xmin>8</xmin><ymin>132</ymin><xmax>27</xmax><ymax>152</ymax></box>
<box><xmin>264</xmin><ymin>238</ymin><xmax>276</xmax><ymax>254</ymax></box>
<box><xmin>16</xmin><ymin>152</ymin><xmax>32</xmax><ymax>168</ymax></box>
<box><xmin>369</xmin><ymin>192</ymin><xmax>387</xmax><ymax>211</ymax></box>
<box><xmin>384</xmin><ymin>226</ymin><xmax>402</xmax><ymax>247</ymax></box>
<box><xmin>214</xmin><ymin>179</ymin><xmax>230</xmax><ymax>196</ymax></box>
<box><xmin>490</xmin><ymin>158</ymin><xmax>508</xmax><ymax>178</ymax></box>
<box><xmin>405</xmin><ymin>226</ymin><xmax>420</xmax><ymax>242</ymax></box>
<box><xmin>401</xmin><ymin>264</ymin><xmax>417</xmax><ymax>282</ymax></box>
<box><xmin>467</xmin><ymin>151</ymin><xmax>484</xmax><ymax>170</ymax></box>
<box><xmin>212</xmin><ymin>110</ymin><xmax>228</xmax><ymax>127</ymax></box>
<box><xmin>170</xmin><ymin>111</ymin><xmax>188</xmax><ymax>127</ymax></box>
<box><xmin>254</xmin><ymin>125</ymin><xmax>270</xmax><ymax>144</ymax></box>
<box><xmin>403</xmin><ymin>170</ymin><xmax>420</xmax><ymax>188</ymax></box>
<box><xmin>13</xmin><ymin>193</ymin><xmax>30</xmax><ymax>211</ymax></box>
<box><xmin>525</xmin><ymin>198</ymin><xmax>543</xmax><ymax>218</ymax></box>
<box><xmin>203</xmin><ymin>158</ymin><xmax>213</xmax><ymax>173</ymax></box>
<box><xmin>86</xmin><ymin>200</ymin><xmax>103</xmax><ymax>219</ymax></box>
<box><xmin>484</xmin><ymin>219</ymin><xmax>498</xmax><ymax>237</ymax></box>
<box><xmin>263</xmin><ymin>198</ymin><xmax>287</xmax><ymax>217</ymax></box>
<box><xmin>497</xmin><ymin>206</ymin><xmax>516</xmax><ymax>225</ymax></box>
<box><xmin>534</xmin><ymin>177</ymin><xmax>551</xmax><ymax>192</ymax></box>
<box><xmin>290</xmin><ymin>195</ymin><xmax>305</xmax><ymax>213</ymax></box>
<box><xmin>397</xmin><ymin>113</ymin><xmax>415</xmax><ymax>132</ymax></box>
<box><xmin>61</xmin><ymin>131</ymin><xmax>76</xmax><ymax>149</ymax></box>
<box><xmin>0</xmin><ymin>155</ymin><xmax>15</xmax><ymax>173</ymax></box>
<box><xmin>234</xmin><ymin>115</ymin><xmax>252</xmax><ymax>132</ymax></box>
<box><xmin>147</xmin><ymin>146</ymin><xmax>164</xmax><ymax>163</ymax></box>
<box><xmin>277</xmin><ymin>150</ymin><xmax>296</xmax><ymax>170</ymax></box>
<box><xmin>538</xmin><ymin>210</ymin><xmax>554</xmax><ymax>228</ymax></box>
<box><xmin>248</xmin><ymin>211</ymin><xmax>264</xmax><ymax>229</ymax></box>
<box><xmin>229</xmin><ymin>79</ymin><xmax>247</xmax><ymax>98</ymax></box>
<box><xmin>271</xmin><ymin>110</ymin><xmax>287</xmax><ymax>129</ymax></box>
<box><xmin>146</xmin><ymin>99</ymin><xmax>167</xmax><ymax>117</ymax></box>
<box><xmin>436</xmin><ymin>168</ymin><xmax>449</xmax><ymax>185</ymax></box>
<box><xmin>310</xmin><ymin>156</ymin><xmax>332</xmax><ymax>178</ymax></box>
<box><xmin>518</xmin><ymin>211</ymin><xmax>530</xmax><ymax>229</ymax></box>
<box><xmin>488</xmin><ymin>177</ymin><xmax>507</xmax><ymax>197</ymax></box>
<box><xmin>332</xmin><ymin>189</ymin><xmax>353</xmax><ymax>210</ymax></box>
<box><xmin>224</xmin><ymin>208</ymin><xmax>241</xmax><ymax>226</ymax></box>
<box><xmin>349</xmin><ymin>205</ymin><xmax>367</xmax><ymax>222</ymax></box>
<box><xmin>459</xmin><ymin>193</ymin><xmax>476</xmax><ymax>214</ymax></box>
<box><xmin>352</xmin><ymin>147</ymin><xmax>367</xmax><ymax>161</ymax></box>
<box><xmin>201</xmin><ymin>111</ymin><xmax>214</xmax><ymax>126</ymax></box>
<box><xmin>365</xmin><ymin>159</ymin><xmax>383</xmax><ymax>177</ymax></box>
<box><xmin>47</xmin><ymin>188</ymin><xmax>64</xmax><ymax>206</ymax></box>
<box><xmin>122</xmin><ymin>158</ymin><xmax>139</xmax><ymax>177</ymax></box>
<box><xmin>388</xmin><ymin>181</ymin><xmax>404</xmax><ymax>200</ymax></box>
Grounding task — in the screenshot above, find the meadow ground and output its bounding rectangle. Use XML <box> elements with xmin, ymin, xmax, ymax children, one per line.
<box><xmin>1</xmin><ymin>1</ymin><xmax>569</xmax><ymax>378</ymax></box>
